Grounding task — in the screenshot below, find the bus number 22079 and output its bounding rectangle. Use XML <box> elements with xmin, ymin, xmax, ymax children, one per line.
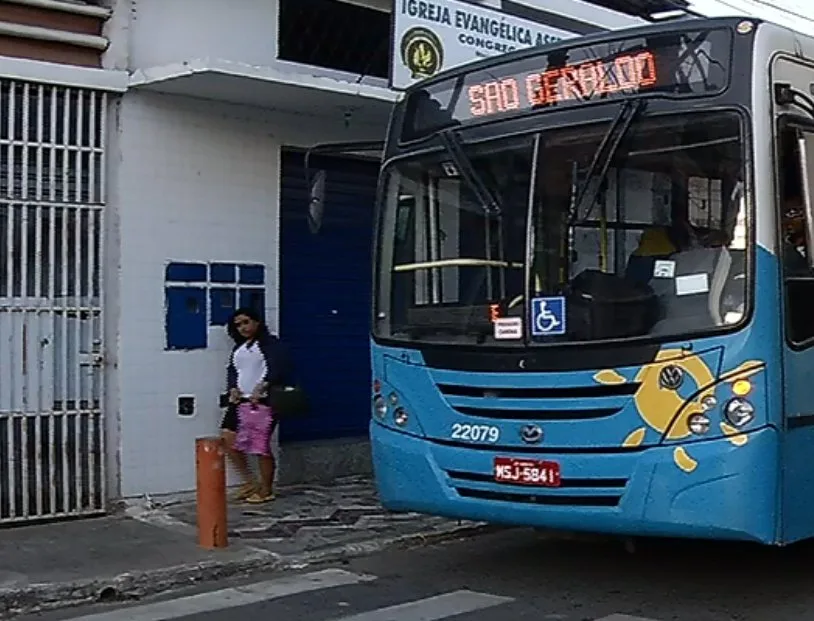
<box><xmin>450</xmin><ymin>423</ymin><xmax>500</xmax><ymax>443</ymax></box>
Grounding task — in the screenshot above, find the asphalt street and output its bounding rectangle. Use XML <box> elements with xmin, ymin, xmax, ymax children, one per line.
<box><xmin>18</xmin><ymin>527</ymin><xmax>814</xmax><ymax>621</ymax></box>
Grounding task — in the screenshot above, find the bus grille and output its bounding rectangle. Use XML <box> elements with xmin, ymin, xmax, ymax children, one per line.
<box><xmin>451</xmin><ymin>406</ymin><xmax>618</xmax><ymax>420</ymax></box>
<box><xmin>437</xmin><ymin>383</ymin><xmax>638</xmax><ymax>421</ymax></box>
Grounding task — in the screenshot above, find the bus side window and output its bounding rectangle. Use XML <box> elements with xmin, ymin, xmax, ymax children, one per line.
<box><xmin>781</xmin><ymin>125</ymin><xmax>814</xmax><ymax>344</ymax></box>
<box><xmin>394</xmin><ymin>197</ymin><xmax>414</xmax><ymax>244</ymax></box>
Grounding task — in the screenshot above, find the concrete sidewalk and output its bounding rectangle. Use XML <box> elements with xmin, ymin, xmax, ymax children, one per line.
<box><xmin>0</xmin><ymin>476</ymin><xmax>490</xmax><ymax>619</ymax></box>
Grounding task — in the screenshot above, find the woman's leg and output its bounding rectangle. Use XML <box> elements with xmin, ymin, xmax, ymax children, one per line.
<box><xmin>221</xmin><ymin>429</ymin><xmax>251</xmax><ymax>478</ymax></box>
<box><xmin>220</xmin><ymin>405</ymin><xmax>256</xmax><ymax>498</ymax></box>
<box><xmin>246</xmin><ymin>418</ymin><xmax>277</xmax><ymax>503</ymax></box>
<box><xmin>257</xmin><ymin>454</ymin><xmax>275</xmax><ymax>496</ymax></box>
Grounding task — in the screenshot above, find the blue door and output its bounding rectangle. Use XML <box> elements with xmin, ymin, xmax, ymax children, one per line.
<box><xmin>278</xmin><ymin>150</ymin><xmax>379</xmax><ymax>443</ymax></box>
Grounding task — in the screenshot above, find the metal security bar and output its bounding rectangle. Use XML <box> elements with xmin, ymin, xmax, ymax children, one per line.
<box><xmin>0</xmin><ymin>81</ymin><xmax>107</xmax><ymax>524</ymax></box>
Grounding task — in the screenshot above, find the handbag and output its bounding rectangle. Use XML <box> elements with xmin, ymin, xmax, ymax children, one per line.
<box><xmin>267</xmin><ymin>384</ymin><xmax>310</xmax><ymax>418</ymax></box>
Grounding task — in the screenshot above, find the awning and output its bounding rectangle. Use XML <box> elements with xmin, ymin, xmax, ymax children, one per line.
<box><xmin>129</xmin><ymin>58</ymin><xmax>399</xmax><ymax>128</ymax></box>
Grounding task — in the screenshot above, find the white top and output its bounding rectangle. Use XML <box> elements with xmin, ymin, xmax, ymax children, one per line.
<box><xmin>232</xmin><ymin>341</ymin><xmax>267</xmax><ymax>398</ymax></box>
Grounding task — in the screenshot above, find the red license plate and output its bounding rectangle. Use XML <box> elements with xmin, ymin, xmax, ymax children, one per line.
<box><xmin>494</xmin><ymin>457</ymin><xmax>561</xmax><ymax>487</ymax></box>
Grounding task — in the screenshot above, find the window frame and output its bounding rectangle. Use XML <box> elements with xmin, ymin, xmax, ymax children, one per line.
<box><xmin>775</xmin><ymin>114</ymin><xmax>814</xmax><ymax>350</ymax></box>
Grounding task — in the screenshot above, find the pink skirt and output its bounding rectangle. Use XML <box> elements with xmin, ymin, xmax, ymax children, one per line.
<box><xmin>234</xmin><ymin>402</ymin><xmax>274</xmax><ymax>456</ymax></box>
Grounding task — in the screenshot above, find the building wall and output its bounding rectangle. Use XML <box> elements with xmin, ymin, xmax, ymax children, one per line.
<box><xmin>111</xmin><ymin>90</ymin><xmax>384</xmax><ymax>497</ymax></box>
<box><xmin>128</xmin><ymin>0</ymin><xmax>278</xmax><ymax>70</ymax></box>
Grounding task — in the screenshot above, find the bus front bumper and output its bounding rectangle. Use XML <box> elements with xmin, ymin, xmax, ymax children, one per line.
<box><xmin>370</xmin><ymin>421</ymin><xmax>778</xmax><ymax>544</ymax></box>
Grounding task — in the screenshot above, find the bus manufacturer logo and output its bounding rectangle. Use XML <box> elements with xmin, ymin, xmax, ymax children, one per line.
<box><xmin>520</xmin><ymin>424</ymin><xmax>543</xmax><ymax>444</ymax></box>
<box><xmin>658</xmin><ymin>365</ymin><xmax>684</xmax><ymax>390</ymax></box>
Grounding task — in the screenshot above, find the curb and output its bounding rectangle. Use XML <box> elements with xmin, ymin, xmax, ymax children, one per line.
<box><xmin>0</xmin><ymin>550</ymin><xmax>283</xmax><ymax>620</ymax></box>
<box><xmin>280</xmin><ymin>521</ymin><xmax>499</xmax><ymax>568</ymax></box>
<box><xmin>0</xmin><ymin>522</ymin><xmax>495</xmax><ymax>619</ymax></box>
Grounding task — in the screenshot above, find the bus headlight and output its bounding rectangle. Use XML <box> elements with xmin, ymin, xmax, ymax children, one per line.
<box><xmin>724</xmin><ymin>398</ymin><xmax>754</xmax><ymax>427</ymax></box>
<box><xmin>373</xmin><ymin>395</ymin><xmax>387</xmax><ymax>419</ymax></box>
<box><xmin>688</xmin><ymin>413</ymin><xmax>710</xmax><ymax>435</ymax></box>
<box><xmin>393</xmin><ymin>407</ymin><xmax>409</xmax><ymax>427</ymax></box>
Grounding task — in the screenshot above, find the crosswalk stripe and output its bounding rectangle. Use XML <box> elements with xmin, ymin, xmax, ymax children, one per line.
<box><xmin>329</xmin><ymin>590</ymin><xmax>514</xmax><ymax>621</ymax></box>
<box><xmin>65</xmin><ymin>568</ymin><xmax>377</xmax><ymax>621</ymax></box>
<box><xmin>596</xmin><ymin>615</ymin><xmax>662</xmax><ymax>621</ymax></box>
<box><xmin>56</xmin><ymin>567</ymin><xmax>663</xmax><ymax>621</ymax></box>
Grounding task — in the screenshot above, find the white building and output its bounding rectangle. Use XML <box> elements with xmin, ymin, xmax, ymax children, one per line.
<box><xmin>1</xmin><ymin>0</ymin><xmax>691</xmax><ymax>524</ymax></box>
<box><xmin>0</xmin><ymin>0</ymin><xmax>125</xmax><ymax>525</ymax></box>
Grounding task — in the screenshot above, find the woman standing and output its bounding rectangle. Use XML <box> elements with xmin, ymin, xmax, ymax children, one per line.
<box><xmin>221</xmin><ymin>307</ymin><xmax>291</xmax><ymax>504</ymax></box>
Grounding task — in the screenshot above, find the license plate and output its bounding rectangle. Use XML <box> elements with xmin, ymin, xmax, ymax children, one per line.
<box><xmin>493</xmin><ymin>457</ymin><xmax>561</xmax><ymax>487</ymax></box>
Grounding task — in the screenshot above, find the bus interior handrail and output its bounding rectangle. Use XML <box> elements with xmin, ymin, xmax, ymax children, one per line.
<box><xmin>393</xmin><ymin>258</ymin><xmax>524</xmax><ymax>272</ymax></box>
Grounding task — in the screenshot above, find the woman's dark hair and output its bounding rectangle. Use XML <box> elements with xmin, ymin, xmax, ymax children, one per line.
<box><xmin>227</xmin><ymin>307</ymin><xmax>271</xmax><ymax>345</ymax></box>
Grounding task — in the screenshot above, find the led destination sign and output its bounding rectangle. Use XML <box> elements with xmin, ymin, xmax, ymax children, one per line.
<box><xmin>468</xmin><ymin>50</ymin><xmax>657</xmax><ymax>117</ymax></box>
<box><xmin>401</xmin><ymin>27</ymin><xmax>733</xmax><ymax>141</ymax></box>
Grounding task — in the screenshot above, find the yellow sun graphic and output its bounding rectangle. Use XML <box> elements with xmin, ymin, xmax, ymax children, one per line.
<box><xmin>594</xmin><ymin>350</ymin><xmax>764</xmax><ymax>472</ymax></box>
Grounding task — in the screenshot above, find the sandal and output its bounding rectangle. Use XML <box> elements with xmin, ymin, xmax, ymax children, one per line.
<box><xmin>245</xmin><ymin>490</ymin><xmax>275</xmax><ymax>504</ymax></box>
<box><xmin>233</xmin><ymin>482</ymin><xmax>257</xmax><ymax>501</ymax></box>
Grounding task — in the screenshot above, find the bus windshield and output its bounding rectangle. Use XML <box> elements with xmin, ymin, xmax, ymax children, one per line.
<box><xmin>374</xmin><ymin>110</ymin><xmax>748</xmax><ymax>346</ymax></box>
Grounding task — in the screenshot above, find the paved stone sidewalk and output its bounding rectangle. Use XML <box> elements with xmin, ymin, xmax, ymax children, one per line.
<box><xmin>128</xmin><ymin>475</ymin><xmax>486</xmax><ymax>558</ymax></box>
<box><xmin>0</xmin><ymin>476</ymin><xmax>490</xmax><ymax>619</ymax></box>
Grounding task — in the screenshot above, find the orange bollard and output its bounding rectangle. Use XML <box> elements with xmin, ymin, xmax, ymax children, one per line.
<box><xmin>195</xmin><ymin>437</ymin><xmax>228</xmax><ymax>549</ymax></box>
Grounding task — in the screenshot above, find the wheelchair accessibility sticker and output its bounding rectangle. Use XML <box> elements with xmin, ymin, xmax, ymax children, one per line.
<box><xmin>530</xmin><ymin>296</ymin><xmax>566</xmax><ymax>336</ymax></box>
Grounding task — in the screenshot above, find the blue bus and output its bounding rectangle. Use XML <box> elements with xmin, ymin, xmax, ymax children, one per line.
<box><xmin>309</xmin><ymin>15</ymin><xmax>814</xmax><ymax>545</ymax></box>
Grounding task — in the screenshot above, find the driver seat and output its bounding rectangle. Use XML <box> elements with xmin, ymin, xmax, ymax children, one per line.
<box><xmin>649</xmin><ymin>245</ymin><xmax>733</xmax><ymax>334</ymax></box>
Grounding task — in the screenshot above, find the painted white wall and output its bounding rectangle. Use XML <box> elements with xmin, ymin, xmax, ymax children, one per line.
<box><xmin>103</xmin><ymin>0</ymin><xmax>132</xmax><ymax>71</ymax></box>
<box><xmin>127</xmin><ymin>0</ymin><xmax>279</xmax><ymax>70</ymax></box>
<box><xmin>109</xmin><ymin>91</ymin><xmax>385</xmax><ymax>497</ymax></box>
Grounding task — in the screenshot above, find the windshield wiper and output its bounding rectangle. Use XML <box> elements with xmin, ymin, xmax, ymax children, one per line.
<box><xmin>438</xmin><ymin>129</ymin><xmax>502</xmax><ymax>216</ymax></box>
<box><xmin>570</xmin><ymin>98</ymin><xmax>646</xmax><ymax>225</ymax></box>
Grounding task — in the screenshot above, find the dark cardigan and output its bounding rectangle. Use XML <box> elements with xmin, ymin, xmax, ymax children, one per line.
<box><xmin>226</xmin><ymin>333</ymin><xmax>292</xmax><ymax>406</ymax></box>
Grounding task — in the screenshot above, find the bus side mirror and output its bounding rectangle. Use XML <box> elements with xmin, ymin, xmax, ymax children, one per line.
<box><xmin>303</xmin><ymin>139</ymin><xmax>384</xmax><ymax>236</ymax></box>
<box><xmin>797</xmin><ymin>131</ymin><xmax>814</xmax><ymax>269</ymax></box>
<box><xmin>308</xmin><ymin>169</ymin><xmax>326</xmax><ymax>234</ymax></box>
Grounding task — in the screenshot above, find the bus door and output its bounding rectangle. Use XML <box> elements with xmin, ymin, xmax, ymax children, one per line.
<box><xmin>776</xmin><ymin>111</ymin><xmax>814</xmax><ymax>541</ymax></box>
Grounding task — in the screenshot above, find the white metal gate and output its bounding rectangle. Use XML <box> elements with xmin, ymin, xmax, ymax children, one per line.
<box><xmin>0</xmin><ymin>80</ymin><xmax>107</xmax><ymax>523</ymax></box>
